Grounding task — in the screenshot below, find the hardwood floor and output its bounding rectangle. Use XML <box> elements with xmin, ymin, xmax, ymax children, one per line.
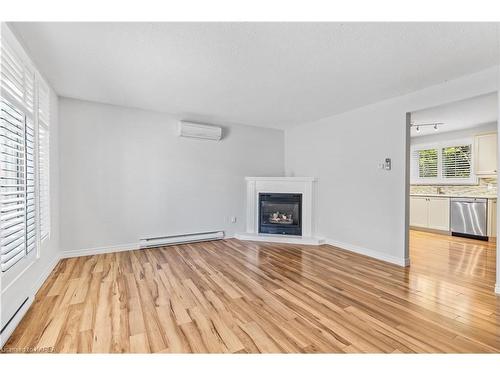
<box><xmin>3</xmin><ymin>230</ymin><xmax>499</xmax><ymax>353</ymax></box>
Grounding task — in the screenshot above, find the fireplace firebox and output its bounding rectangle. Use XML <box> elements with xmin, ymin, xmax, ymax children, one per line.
<box><xmin>258</xmin><ymin>193</ymin><xmax>302</xmax><ymax>236</ymax></box>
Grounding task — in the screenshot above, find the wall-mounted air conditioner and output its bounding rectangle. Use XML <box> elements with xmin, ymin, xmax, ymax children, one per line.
<box><xmin>178</xmin><ymin>121</ymin><xmax>222</xmax><ymax>141</ymax></box>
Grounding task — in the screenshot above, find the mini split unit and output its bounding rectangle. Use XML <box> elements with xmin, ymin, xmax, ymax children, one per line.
<box><xmin>178</xmin><ymin>121</ymin><xmax>222</xmax><ymax>141</ymax></box>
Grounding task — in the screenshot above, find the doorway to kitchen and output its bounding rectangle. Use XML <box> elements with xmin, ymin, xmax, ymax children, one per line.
<box><xmin>405</xmin><ymin>92</ymin><xmax>498</xmax><ymax>293</ymax></box>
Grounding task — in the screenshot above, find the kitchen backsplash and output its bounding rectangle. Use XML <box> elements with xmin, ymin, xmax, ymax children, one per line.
<box><xmin>410</xmin><ymin>177</ymin><xmax>497</xmax><ymax>197</ymax></box>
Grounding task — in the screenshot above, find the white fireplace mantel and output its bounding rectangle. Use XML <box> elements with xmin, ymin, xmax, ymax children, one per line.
<box><xmin>235</xmin><ymin>177</ymin><xmax>323</xmax><ymax>245</ymax></box>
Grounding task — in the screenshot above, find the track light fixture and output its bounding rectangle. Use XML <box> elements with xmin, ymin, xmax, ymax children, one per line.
<box><xmin>411</xmin><ymin>122</ymin><xmax>443</xmax><ymax>133</ymax></box>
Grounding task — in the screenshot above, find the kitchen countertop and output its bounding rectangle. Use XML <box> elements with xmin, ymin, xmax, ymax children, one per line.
<box><xmin>410</xmin><ymin>193</ymin><xmax>497</xmax><ymax>199</ymax></box>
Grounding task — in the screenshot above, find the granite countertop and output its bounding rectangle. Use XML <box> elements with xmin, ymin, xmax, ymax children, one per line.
<box><xmin>410</xmin><ymin>193</ymin><xmax>497</xmax><ymax>199</ymax></box>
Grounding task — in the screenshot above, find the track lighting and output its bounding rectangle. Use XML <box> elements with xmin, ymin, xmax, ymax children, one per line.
<box><xmin>411</xmin><ymin>122</ymin><xmax>443</xmax><ymax>133</ymax></box>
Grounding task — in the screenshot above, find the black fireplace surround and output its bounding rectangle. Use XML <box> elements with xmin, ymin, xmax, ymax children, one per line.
<box><xmin>258</xmin><ymin>193</ymin><xmax>302</xmax><ymax>236</ymax></box>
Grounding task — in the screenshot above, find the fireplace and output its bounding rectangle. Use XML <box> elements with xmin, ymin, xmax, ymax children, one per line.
<box><xmin>259</xmin><ymin>193</ymin><xmax>302</xmax><ymax>236</ymax></box>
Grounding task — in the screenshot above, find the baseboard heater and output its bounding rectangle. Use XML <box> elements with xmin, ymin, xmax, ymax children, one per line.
<box><xmin>0</xmin><ymin>297</ymin><xmax>29</xmax><ymax>336</ymax></box>
<box><xmin>140</xmin><ymin>230</ymin><xmax>225</xmax><ymax>249</ymax></box>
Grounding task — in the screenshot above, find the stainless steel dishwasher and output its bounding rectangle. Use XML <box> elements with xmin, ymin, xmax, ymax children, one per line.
<box><xmin>450</xmin><ymin>197</ymin><xmax>488</xmax><ymax>241</ymax></box>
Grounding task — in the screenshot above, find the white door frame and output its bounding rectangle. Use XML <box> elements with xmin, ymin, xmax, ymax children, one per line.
<box><xmin>404</xmin><ymin>93</ymin><xmax>500</xmax><ymax>295</ymax></box>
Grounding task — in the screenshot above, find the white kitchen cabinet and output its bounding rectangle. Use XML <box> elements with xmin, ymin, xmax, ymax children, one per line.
<box><xmin>410</xmin><ymin>196</ymin><xmax>428</xmax><ymax>228</ymax></box>
<box><xmin>410</xmin><ymin>196</ymin><xmax>450</xmax><ymax>231</ymax></box>
<box><xmin>475</xmin><ymin>133</ymin><xmax>497</xmax><ymax>176</ymax></box>
<box><xmin>428</xmin><ymin>197</ymin><xmax>450</xmax><ymax>231</ymax></box>
<box><xmin>487</xmin><ymin>199</ymin><xmax>497</xmax><ymax>238</ymax></box>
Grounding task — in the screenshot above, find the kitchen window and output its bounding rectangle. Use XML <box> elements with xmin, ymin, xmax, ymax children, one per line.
<box><xmin>442</xmin><ymin>145</ymin><xmax>472</xmax><ymax>179</ymax></box>
<box><xmin>411</xmin><ymin>139</ymin><xmax>476</xmax><ymax>185</ymax></box>
<box><xmin>416</xmin><ymin>149</ymin><xmax>438</xmax><ymax>178</ymax></box>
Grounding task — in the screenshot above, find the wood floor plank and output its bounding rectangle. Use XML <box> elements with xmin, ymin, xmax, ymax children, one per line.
<box><xmin>3</xmin><ymin>230</ymin><xmax>499</xmax><ymax>353</ymax></box>
<box><xmin>239</xmin><ymin>321</ymin><xmax>282</xmax><ymax>353</ymax></box>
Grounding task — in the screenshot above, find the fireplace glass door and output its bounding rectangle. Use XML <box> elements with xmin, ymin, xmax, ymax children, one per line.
<box><xmin>259</xmin><ymin>193</ymin><xmax>302</xmax><ymax>236</ymax></box>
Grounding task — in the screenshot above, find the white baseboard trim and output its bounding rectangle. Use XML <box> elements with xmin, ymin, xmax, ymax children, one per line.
<box><xmin>62</xmin><ymin>234</ymin><xmax>237</xmax><ymax>259</ymax></box>
<box><xmin>0</xmin><ymin>253</ymin><xmax>61</xmax><ymax>349</ymax></box>
<box><xmin>495</xmin><ymin>284</ymin><xmax>500</xmax><ymax>295</ymax></box>
<box><xmin>62</xmin><ymin>242</ymin><xmax>141</xmax><ymax>259</ymax></box>
<box><xmin>32</xmin><ymin>253</ymin><xmax>61</xmax><ymax>296</ymax></box>
<box><xmin>325</xmin><ymin>238</ymin><xmax>409</xmax><ymax>267</ymax></box>
<box><xmin>235</xmin><ymin>232</ymin><xmax>324</xmax><ymax>245</ymax></box>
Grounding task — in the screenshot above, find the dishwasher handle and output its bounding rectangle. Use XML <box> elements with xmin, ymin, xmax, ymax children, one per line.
<box><xmin>450</xmin><ymin>197</ymin><xmax>487</xmax><ymax>203</ymax></box>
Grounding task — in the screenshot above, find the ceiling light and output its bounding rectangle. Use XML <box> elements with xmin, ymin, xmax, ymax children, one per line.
<box><xmin>434</xmin><ymin>124</ymin><xmax>438</xmax><ymax>131</ymax></box>
<box><xmin>416</xmin><ymin>126</ymin><xmax>420</xmax><ymax>132</ymax></box>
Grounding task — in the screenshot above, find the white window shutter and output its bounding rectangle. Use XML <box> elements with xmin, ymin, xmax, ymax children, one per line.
<box><xmin>411</xmin><ymin>141</ymin><xmax>476</xmax><ymax>185</ymax></box>
<box><xmin>1</xmin><ymin>99</ymin><xmax>28</xmax><ymax>270</ymax></box>
<box><xmin>37</xmin><ymin>76</ymin><xmax>50</xmax><ymax>240</ymax></box>
<box><xmin>1</xmin><ymin>33</ymin><xmax>37</xmax><ymax>271</ymax></box>
<box><xmin>442</xmin><ymin>145</ymin><xmax>472</xmax><ymax>179</ymax></box>
<box><xmin>413</xmin><ymin>148</ymin><xmax>438</xmax><ymax>179</ymax></box>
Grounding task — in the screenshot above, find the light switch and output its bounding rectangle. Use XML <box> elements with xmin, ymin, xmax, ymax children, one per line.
<box><xmin>384</xmin><ymin>158</ymin><xmax>391</xmax><ymax>170</ymax></box>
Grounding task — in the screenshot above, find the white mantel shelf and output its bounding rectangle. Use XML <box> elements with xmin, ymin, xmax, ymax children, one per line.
<box><xmin>235</xmin><ymin>176</ymin><xmax>323</xmax><ymax>245</ymax></box>
<box><xmin>245</xmin><ymin>177</ymin><xmax>317</xmax><ymax>182</ymax></box>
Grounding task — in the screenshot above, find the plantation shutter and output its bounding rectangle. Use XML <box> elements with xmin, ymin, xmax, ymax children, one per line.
<box><xmin>442</xmin><ymin>145</ymin><xmax>472</xmax><ymax>179</ymax></box>
<box><xmin>1</xmin><ymin>33</ymin><xmax>37</xmax><ymax>271</ymax></box>
<box><xmin>37</xmin><ymin>76</ymin><xmax>50</xmax><ymax>239</ymax></box>
<box><xmin>414</xmin><ymin>148</ymin><xmax>438</xmax><ymax>178</ymax></box>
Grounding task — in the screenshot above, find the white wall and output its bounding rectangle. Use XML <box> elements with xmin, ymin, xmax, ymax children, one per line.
<box><xmin>285</xmin><ymin>67</ymin><xmax>499</xmax><ymax>265</ymax></box>
<box><xmin>59</xmin><ymin>98</ymin><xmax>284</xmax><ymax>253</ymax></box>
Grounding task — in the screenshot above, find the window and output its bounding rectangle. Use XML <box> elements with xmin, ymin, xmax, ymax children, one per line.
<box><xmin>416</xmin><ymin>149</ymin><xmax>438</xmax><ymax>178</ymax></box>
<box><xmin>442</xmin><ymin>145</ymin><xmax>471</xmax><ymax>179</ymax></box>
<box><xmin>411</xmin><ymin>140</ymin><xmax>476</xmax><ymax>185</ymax></box>
<box><xmin>1</xmin><ymin>27</ymin><xmax>50</xmax><ymax>272</ymax></box>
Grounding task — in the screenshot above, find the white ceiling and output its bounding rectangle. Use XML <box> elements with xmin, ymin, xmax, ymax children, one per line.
<box><xmin>11</xmin><ymin>22</ymin><xmax>500</xmax><ymax>129</ymax></box>
<box><xmin>411</xmin><ymin>92</ymin><xmax>498</xmax><ymax>137</ymax></box>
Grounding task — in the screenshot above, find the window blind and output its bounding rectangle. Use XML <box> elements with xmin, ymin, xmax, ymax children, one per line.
<box><xmin>442</xmin><ymin>145</ymin><xmax>471</xmax><ymax>179</ymax></box>
<box><xmin>416</xmin><ymin>149</ymin><xmax>438</xmax><ymax>178</ymax></box>
<box><xmin>411</xmin><ymin>140</ymin><xmax>476</xmax><ymax>185</ymax></box>
<box><xmin>1</xmin><ymin>33</ymin><xmax>37</xmax><ymax>271</ymax></box>
<box><xmin>37</xmin><ymin>77</ymin><xmax>50</xmax><ymax>240</ymax></box>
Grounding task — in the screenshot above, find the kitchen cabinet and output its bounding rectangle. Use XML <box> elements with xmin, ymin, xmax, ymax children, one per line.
<box><xmin>428</xmin><ymin>197</ymin><xmax>450</xmax><ymax>231</ymax></box>
<box><xmin>475</xmin><ymin>133</ymin><xmax>497</xmax><ymax>176</ymax></box>
<box><xmin>410</xmin><ymin>196</ymin><xmax>450</xmax><ymax>231</ymax></box>
<box><xmin>488</xmin><ymin>199</ymin><xmax>497</xmax><ymax>238</ymax></box>
<box><xmin>409</xmin><ymin>197</ymin><xmax>428</xmax><ymax>228</ymax></box>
